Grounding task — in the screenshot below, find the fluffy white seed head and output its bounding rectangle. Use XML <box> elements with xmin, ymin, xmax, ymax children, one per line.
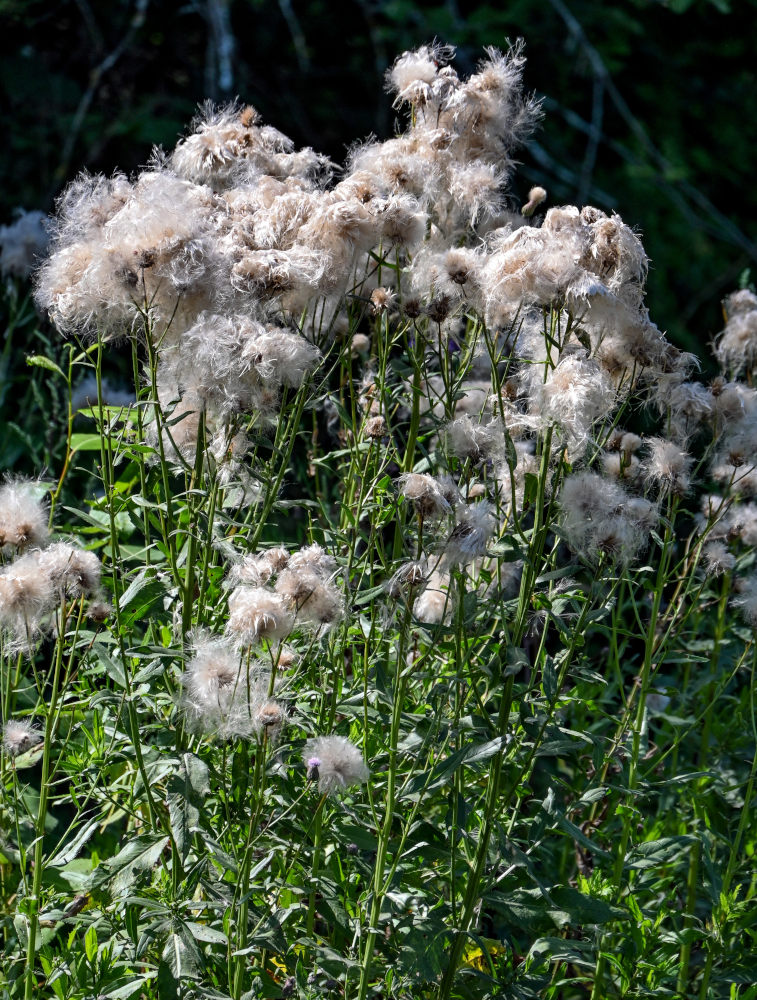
<box><xmin>444</xmin><ymin>501</ymin><xmax>496</xmax><ymax>565</ymax></box>
<box><xmin>715</xmin><ymin>290</ymin><xmax>757</xmax><ymax>375</ymax></box>
<box><xmin>0</xmin><ymin>553</ymin><xmax>55</xmax><ymax>642</ymax></box>
<box><xmin>643</xmin><ymin>438</ymin><xmax>692</xmax><ymax>496</ymax></box>
<box><xmin>736</xmin><ymin>574</ymin><xmax>757</xmax><ymax>627</ymax></box>
<box><xmin>180</xmin><ymin>633</ymin><xmax>283</xmax><ymax>740</ymax></box>
<box><xmin>35</xmin><ymin>543</ymin><xmax>102</xmax><ymax>599</ymax></box>
<box><xmin>226</xmin><ymin>587</ymin><xmax>294</xmax><ymax>645</ymax></box>
<box><xmin>287</xmin><ymin>543</ymin><xmax>337</xmax><ymax>579</ymax></box>
<box><xmin>398</xmin><ymin>473</ymin><xmax>451</xmax><ymax>519</ymax></box>
<box><xmin>527</xmin><ymin>352</ymin><xmax>616</xmax><ymax>459</ymax></box>
<box><xmin>0</xmin><ymin>210</ymin><xmax>49</xmax><ymax>278</ymax></box>
<box><xmin>702</xmin><ymin>542</ymin><xmax>735</xmax><ymax>576</ymax></box>
<box><xmin>303</xmin><ymin>735</ymin><xmax>369</xmax><ymax>795</ymax></box>
<box><xmin>228</xmin><ymin>547</ymin><xmax>290</xmax><ymax>587</ymax></box>
<box><xmin>560</xmin><ymin>471</ymin><xmax>657</xmax><ymax>564</ymax></box>
<box><xmin>413</xmin><ymin>569</ymin><xmax>452</xmax><ymax>625</ymax></box>
<box><xmin>0</xmin><ymin>479</ymin><xmax>49</xmax><ymax>553</ymax></box>
<box><xmin>446</xmin><ymin>416</ymin><xmax>504</xmax><ymax>464</ymax></box>
<box><xmin>275</xmin><ymin>566</ymin><xmax>344</xmax><ymax>629</ymax></box>
<box><xmin>3</xmin><ymin>719</ymin><xmax>41</xmax><ymax>756</ymax></box>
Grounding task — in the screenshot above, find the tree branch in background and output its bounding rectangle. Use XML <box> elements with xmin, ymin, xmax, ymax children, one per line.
<box><xmin>53</xmin><ymin>0</ymin><xmax>149</xmax><ymax>194</ymax></box>
<box><xmin>546</xmin><ymin>0</ymin><xmax>757</xmax><ymax>267</ymax></box>
<box><xmin>205</xmin><ymin>0</ymin><xmax>235</xmax><ymax>98</ymax></box>
<box><xmin>277</xmin><ymin>0</ymin><xmax>309</xmax><ymax>73</ymax></box>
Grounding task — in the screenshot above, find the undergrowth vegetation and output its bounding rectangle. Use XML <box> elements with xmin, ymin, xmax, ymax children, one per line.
<box><xmin>0</xmin><ymin>39</ymin><xmax>755</xmax><ymax>1000</ymax></box>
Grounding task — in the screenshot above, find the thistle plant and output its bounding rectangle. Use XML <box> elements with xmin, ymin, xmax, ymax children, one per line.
<box><xmin>0</xmin><ymin>37</ymin><xmax>754</xmax><ymax>1000</ymax></box>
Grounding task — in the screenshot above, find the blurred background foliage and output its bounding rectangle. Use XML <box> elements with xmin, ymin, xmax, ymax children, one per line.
<box><xmin>1</xmin><ymin>0</ymin><xmax>756</xmax><ymax>355</ymax></box>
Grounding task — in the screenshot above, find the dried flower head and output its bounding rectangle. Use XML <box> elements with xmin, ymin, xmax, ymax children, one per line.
<box><xmin>364</xmin><ymin>414</ymin><xmax>387</xmax><ymax>440</ymax></box>
<box><xmin>180</xmin><ymin>633</ymin><xmax>283</xmax><ymax>740</ymax></box>
<box><xmin>398</xmin><ymin>473</ymin><xmax>451</xmax><ymax>519</ymax></box>
<box><xmin>0</xmin><ymin>479</ymin><xmax>49</xmax><ymax>553</ymax></box>
<box><xmin>226</xmin><ymin>587</ymin><xmax>294</xmax><ymax>645</ymax></box>
<box><xmin>370</xmin><ymin>286</ymin><xmax>395</xmax><ymax>315</ymax></box>
<box><xmin>444</xmin><ymin>501</ymin><xmax>496</xmax><ymax>564</ymax></box>
<box><xmin>387</xmin><ymin>560</ymin><xmax>426</xmax><ymax>599</ymax></box>
<box><xmin>3</xmin><ymin>719</ymin><xmax>41</xmax><ymax>756</ymax></box>
<box><xmin>521</xmin><ymin>185</ymin><xmax>547</xmax><ymax>217</ymax></box>
<box><xmin>351</xmin><ymin>333</ymin><xmax>371</xmax><ymax>356</ymax></box>
<box><xmin>303</xmin><ymin>735</ymin><xmax>369</xmax><ymax>795</ymax></box>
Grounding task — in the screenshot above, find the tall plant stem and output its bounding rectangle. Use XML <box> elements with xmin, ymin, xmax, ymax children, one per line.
<box><xmin>591</xmin><ymin>498</ymin><xmax>678</xmax><ymax>1000</ymax></box>
<box><xmin>23</xmin><ymin>600</ymin><xmax>69</xmax><ymax>1000</ymax></box>
<box><xmin>356</xmin><ymin>605</ymin><xmax>412</xmax><ymax>1000</ymax></box>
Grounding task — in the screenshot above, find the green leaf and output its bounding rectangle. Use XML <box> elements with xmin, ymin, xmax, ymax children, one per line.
<box><xmin>185</xmin><ymin>922</ymin><xmax>227</xmax><ymax>945</ymax></box>
<box><xmin>100</xmin><ymin>977</ymin><xmax>158</xmax><ymax>999</ymax></box>
<box><xmin>547</xmin><ymin>887</ymin><xmax>624</xmax><ymax>926</ymax></box>
<box><xmin>162</xmin><ymin>924</ymin><xmax>202</xmax><ymax>979</ymax></box>
<box><xmin>118</xmin><ymin>569</ymin><xmax>168</xmax><ymax>621</ymax></box>
<box><xmin>528</xmin><ymin>935</ymin><xmax>596</xmax><ymax>969</ymax></box>
<box><xmin>87</xmin><ymin>834</ymin><xmax>169</xmax><ymax>896</ymax></box>
<box><xmin>167</xmin><ymin>754</ymin><xmax>209</xmax><ymax>862</ymax></box>
<box><xmin>625</xmin><ymin>835</ymin><xmax>697</xmax><ymax>870</ymax></box>
<box><xmin>26</xmin><ymin>354</ymin><xmax>65</xmax><ymax>378</ymax></box>
<box><xmin>84</xmin><ymin>924</ymin><xmax>98</xmax><ymax>962</ymax></box>
<box><xmin>70</xmin><ymin>433</ymin><xmax>103</xmax><ymax>453</ymax></box>
<box><xmin>48</xmin><ymin>818</ymin><xmax>99</xmax><ymax>868</ymax></box>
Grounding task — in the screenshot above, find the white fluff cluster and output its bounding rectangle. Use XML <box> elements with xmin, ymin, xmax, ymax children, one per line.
<box><xmin>303</xmin><ymin>734</ymin><xmax>369</xmax><ymax>796</ymax></box>
<box><xmin>715</xmin><ymin>289</ymin><xmax>757</xmax><ymax>375</ymax></box>
<box><xmin>0</xmin><ymin>478</ymin><xmax>49</xmax><ymax>554</ymax></box>
<box><xmin>34</xmin><ymin>45</ymin><xmax>542</xmax><ymax>457</ymax></box>
<box><xmin>0</xmin><ymin>539</ymin><xmax>103</xmax><ymax>646</ymax></box>
<box><xmin>560</xmin><ymin>471</ymin><xmax>658</xmax><ymax>565</ymax></box>
<box><xmin>180</xmin><ymin>633</ymin><xmax>285</xmax><ymax>740</ymax></box>
<box><xmin>33</xmin><ymin>41</ymin><xmax>757</xmax><ymax>623</ymax></box>
<box><xmin>2</xmin><ymin>718</ymin><xmax>41</xmax><ymax>756</ymax></box>
<box><xmin>225</xmin><ymin>542</ymin><xmax>342</xmax><ymax>647</ymax></box>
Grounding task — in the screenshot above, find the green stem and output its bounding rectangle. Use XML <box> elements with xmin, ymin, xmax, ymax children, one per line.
<box><xmin>592</xmin><ymin>499</ymin><xmax>678</xmax><ymax>1000</ymax></box>
<box><xmin>357</xmin><ymin>606</ymin><xmax>412</xmax><ymax>1000</ymax></box>
<box><xmin>677</xmin><ymin>571</ymin><xmax>730</xmax><ymax>994</ymax></box>
<box><xmin>23</xmin><ymin>600</ymin><xmax>68</xmax><ymax>1000</ymax></box>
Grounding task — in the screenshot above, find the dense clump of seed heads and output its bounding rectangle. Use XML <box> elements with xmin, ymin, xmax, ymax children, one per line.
<box><xmin>25</xmin><ymin>39</ymin><xmax>757</xmax><ymax>804</ymax></box>
<box><xmin>0</xmin><ymin>480</ymin><xmax>104</xmax><ymax>649</ymax></box>
<box><xmin>180</xmin><ymin>633</ymin><xmax>285</xmax><ymax>741</ymax></box>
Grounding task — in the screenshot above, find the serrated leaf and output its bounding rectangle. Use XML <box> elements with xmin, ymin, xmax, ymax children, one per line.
<box><xmin>167</xmin><ymin>754</ymin><xmax>209</xmax><ymax>862</ymax></box>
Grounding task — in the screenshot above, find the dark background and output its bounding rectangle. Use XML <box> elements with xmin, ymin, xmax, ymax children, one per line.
<box><xmin>2</xmin><ymin>0</ymin><xmax>756</xmax><ymax>356</ymax></box>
